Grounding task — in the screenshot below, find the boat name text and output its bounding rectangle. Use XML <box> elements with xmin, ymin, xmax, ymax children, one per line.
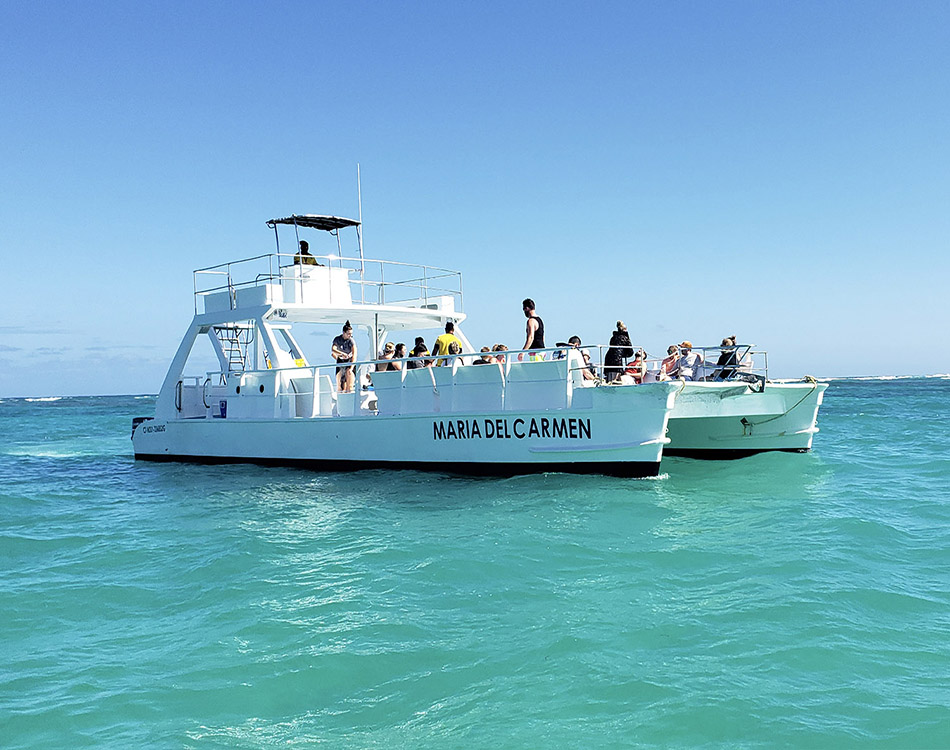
<box><xmin>433</xmin><ymin>417</ymin><xmax>591</xmax><ymax>441</ymax></box>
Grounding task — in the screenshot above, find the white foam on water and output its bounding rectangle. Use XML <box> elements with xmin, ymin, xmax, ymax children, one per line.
<box><xmin>4</xmin><ymin>448</ymin><xmax>87</xmax><ymax>458</ymax></box>
<box><xmin>818</xmin><ymin>374</ymin><xmax>942</xmax><ymax>382</ymax></box>
<box><xmin>23</xmin><ymin>396</ymin><xmax>63</xmax><ymax>402</ymax></box>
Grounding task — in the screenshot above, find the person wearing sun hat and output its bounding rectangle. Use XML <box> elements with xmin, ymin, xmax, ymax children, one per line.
<box><xmin>671</xmin><ymin>339</ymin><xmax>704</xmax><ymax>380</ymax></box>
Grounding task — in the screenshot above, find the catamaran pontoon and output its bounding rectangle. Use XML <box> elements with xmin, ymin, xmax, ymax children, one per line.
<box><xmin>662</xmin><ymin>350</ymin><xmax>827</xmax><ymax>457</ymax></box>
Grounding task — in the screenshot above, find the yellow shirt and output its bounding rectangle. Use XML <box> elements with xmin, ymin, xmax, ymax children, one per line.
<box><xmin>432</xmin><ymin>333</ymin><xmax>462</xmax><ymax>364</ymax></box>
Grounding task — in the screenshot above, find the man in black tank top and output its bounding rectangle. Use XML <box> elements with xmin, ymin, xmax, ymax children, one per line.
<box><xmin>520</xmin><ymin>298</ymin><xmax>545</xmax><ymax>361</ymax></box>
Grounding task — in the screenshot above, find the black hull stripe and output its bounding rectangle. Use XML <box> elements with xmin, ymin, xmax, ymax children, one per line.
<box><xmin>134</xmin><ymin>453</ymin><xmax>661</xmax><ymax>478</ymax></box>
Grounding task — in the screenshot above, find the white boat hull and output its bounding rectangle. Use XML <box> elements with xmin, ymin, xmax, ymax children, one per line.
<box><xmin>133</xmin><ymin>382</ymin><xmax>679</xmax><ymax>478</ymax></box>
<box><xmin>665</xmin><ymin>380</ymin><xmax>828</xmax><ymax>457</ymax></box>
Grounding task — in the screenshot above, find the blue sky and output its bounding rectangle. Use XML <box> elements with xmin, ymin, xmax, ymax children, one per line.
<box><xmin>2</xmin><ymin>2</ymin><xmax>948</xmax><ymax>396</ymax></box>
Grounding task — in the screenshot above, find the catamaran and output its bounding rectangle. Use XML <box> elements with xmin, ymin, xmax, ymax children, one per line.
<box><xmin>131</xmin><ymin>215</ymin><xmax>679</xmax><ymax>477</ymax></box>
<box><xmin>131</xmin><ymin>212</ymin><xmax>827</xmax><ymax>473</ymax></box>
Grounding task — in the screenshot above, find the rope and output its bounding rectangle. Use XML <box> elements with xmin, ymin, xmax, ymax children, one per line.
<box><xmin>746</xmin><ymin>377</ymin><xmax>818</xmax><ymax>427</ymax></box>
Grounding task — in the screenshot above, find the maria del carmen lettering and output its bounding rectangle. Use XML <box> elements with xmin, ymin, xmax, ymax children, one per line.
<box><xmin>433</xmin><ymin>417</ymin><xmax>591</xmax><ymax>441</ymax></box>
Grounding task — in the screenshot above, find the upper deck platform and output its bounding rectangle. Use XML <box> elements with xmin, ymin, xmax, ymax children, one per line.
<box><xmin>193</xmin><ymin>252</ymin><xmax>465</xmax><ymax>328</ymax></box>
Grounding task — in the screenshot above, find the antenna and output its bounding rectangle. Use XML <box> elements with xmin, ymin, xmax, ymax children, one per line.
<box><xmin>357</xmin><ymin>163</ymin><xmax>365</xmax><ymax>270</ymax></box>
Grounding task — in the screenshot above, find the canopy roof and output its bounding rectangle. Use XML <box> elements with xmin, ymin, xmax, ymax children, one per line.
<box><xmin>266</xmin><ymin>214</ymin><xmax>360</xmax><ymax>232</ymax></box>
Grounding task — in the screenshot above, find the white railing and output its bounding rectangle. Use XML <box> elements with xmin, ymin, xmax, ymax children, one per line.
<box><xmin>177</xmin><ymin>343</ymin><xmax>772</xmax><ymax>421</ymax></box>
<box><xmin>583</xmin><ymin>343</ymin><xmax>768</xmax><ymax>383</ymax></box>
<box><xmin>193</xmin><ymin>253</ymin><xmax>463</xmax><ymax>313</ymax></box>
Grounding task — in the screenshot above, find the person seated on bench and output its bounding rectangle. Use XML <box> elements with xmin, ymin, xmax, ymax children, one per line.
<box><xmin>407</xmin><ymin>337</ymin><xmax>431</xmax><ymax>369</ymax></box>
<box><xmin>473</xmin><ymin>346</ymin><xmax>494</xmax><ymax>365</ymax></box>
<box><xmin>390</xmin><ymin>343</ymin><xmax>407</xmax><ymax>371</ymax></box>
<box><xmin>670</xmin><ymin>341</ymin><xmax>704</xmax><ymax>381</ymax></box>
<box><xmin>376</xmin><ymin>341</ymin><xmax>396</xmax><ymax>372</ymax></box>
<box><xmin>448</xmin><ymin>341</ymin><xmax>464</xmax><ymax>365</ymax></box>
<box><xmin>622</xmin><ymin>349</ymin><xmax>646</xmax><ymax>384</ymax></box>
<box><xmin>711</xmin><ymin>336</ymin><xmax>739</xmax><ymax>380</ymax></box>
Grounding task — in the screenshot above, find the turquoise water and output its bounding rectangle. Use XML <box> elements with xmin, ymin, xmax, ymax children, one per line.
<box><xmin>2</xmin><ymin>379</ymin><xmax>949</xmax><ymax>748</ymax></box>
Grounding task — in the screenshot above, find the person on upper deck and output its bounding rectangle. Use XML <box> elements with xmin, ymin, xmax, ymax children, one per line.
<box><xmin>518</xmin><ymin>298</ymin><xmax>545</xmax><ymax>361</ymax></box>
<box><xmin>670</xmin><ymin>340</ymin><xmax>704</xmax><ymax>381</ymax></box>
<box><xmin>492</xmin><ymin>343</ymin><xmax>509</xmax><ymax>364</ymax></box>
<box><xmin>331</xmin><ymin>320</ymin><xmax>357</xmax><ymax>392</ymax></box>
<box><xmin>294</xmin><ymin>240</ymin><xmax>319</xmax><ymax>266</ymax></box>
<box><xmin>432</xmin><ymin>322</ymin><xmax>463</xmax><ymax>366</ymax></box>
<box><xmin>604</xmin><ymin>321</ymin><xmax>633</xmax><ymax>382</ymax></box>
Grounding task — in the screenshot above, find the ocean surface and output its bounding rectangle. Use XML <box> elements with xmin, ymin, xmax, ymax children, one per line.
<box><xmin>2</xmin><ymin>377</ymin><xmax>949</xmax><ymax>748</ymax></box>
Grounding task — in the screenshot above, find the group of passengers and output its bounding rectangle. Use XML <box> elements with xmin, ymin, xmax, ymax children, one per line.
<box><xmin>655</xmin><ymin>335</ymin><xmax>746</xmax><ymax>382</ymax></box>
<box><xmin>372</xmin><ymin>322</ymin><xmax>514</xmax><ymax>373</ymax></box>
<box><xmin>571</xmin><ymin>325</ymin><xmax>749</xmax><ymax>385</ymax></box>
<box><xmin>333</xmin><ymin>294</ymin><xmax>748</xmax><ymax>394</ymax></box>
<box><xmin>371</xmin><ymin>323</ymin><xmax>468</xmax><ymax>375</ymax></box>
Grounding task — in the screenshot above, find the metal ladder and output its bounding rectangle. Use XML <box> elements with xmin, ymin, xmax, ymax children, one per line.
<box><xmin>214</xmin><ymin>325</ymin><xmax>254</xmax><ymax>372</ymax></box>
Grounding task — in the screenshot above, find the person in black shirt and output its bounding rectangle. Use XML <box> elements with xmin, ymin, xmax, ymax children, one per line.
<box><xmin>712</xmin><ymin>336</ymin><xmax>739</xmax><ymax>380</ymax></box>
<box><xmin>473</xmin><ymin>346</ymin><xmax>494</xmax><ymax>365</ymax></box>
<box><xmin>519</xmin><ymin>298</ymin><xmax>545</xmax><ymax>361</ymax></box>
<box><xmin>407</xmin><ymin>337</ymin><xmax>430</xmax><ymax>369</ymax></box>
<box><xmin>604</xmin><ymin>321</ymin><xmax>633</xmax><ymax>382</ymax></box>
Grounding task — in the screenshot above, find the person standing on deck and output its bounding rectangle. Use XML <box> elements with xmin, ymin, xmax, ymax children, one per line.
<box><xmin>518</xmin><ymin>298</ymin><xmax>545</xmax><ymax>361</ymax></box>
<box><xmin>331</xmin><ymin>321</ymin><xmax>357</xmax><ymax>393</ymax></box>
<box><xmin>604</xmin><ymin>321</ymin><xmax>633</xmax><ymax>382</ymax></box>
<box><xmin>432</xmin><ymin>321</ymin><xmax>463</xmax><ymax>366</ymax></box>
